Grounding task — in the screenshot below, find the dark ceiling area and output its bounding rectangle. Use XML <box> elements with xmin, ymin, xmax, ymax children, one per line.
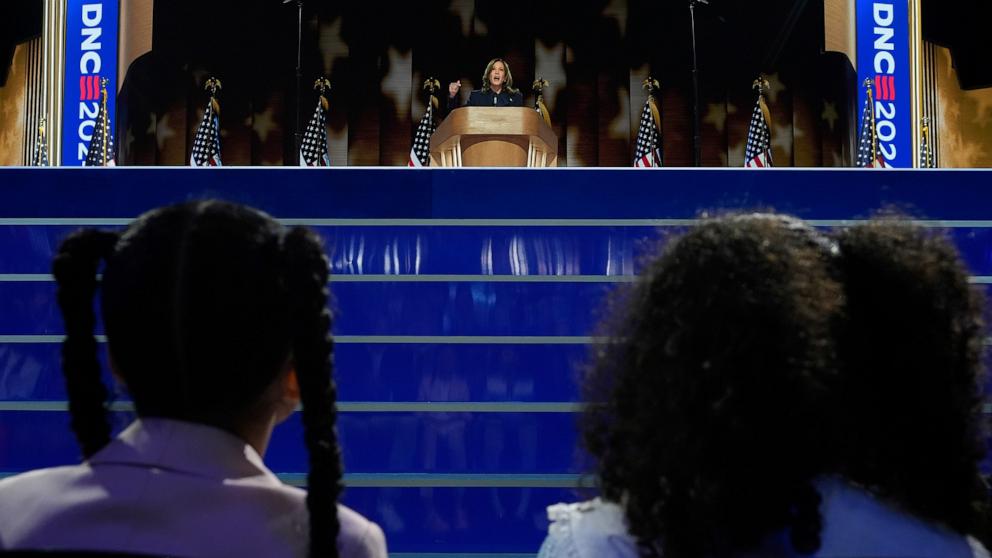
<box><xmin>1</xmin><ymin>1</ymin><xmax>991</xmax><ymax>89</ymax></box>
<box><xmin>922</xmin><ymin>0</ymin><xmax>992</xmax><ymax>89</ymax></box>
<box><xmin>0</xmin><ymin>0</ymin><xmax>42</xmax><ymax>86</ymax></box>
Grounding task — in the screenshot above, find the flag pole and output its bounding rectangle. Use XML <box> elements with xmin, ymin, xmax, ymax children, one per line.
<box><xmin>752</xmin><ymin>75</ymin><xmax>771</xmax><ymax>130</ymax></box>
<box><xmin>314</xmin><ymin>77</ymin><xmax>331</xmax><ymax>101</ymax></box>
<box><xmin>285</xmin><ymin>0</ymin><xmax>305</xmax><ymax>163</ymax></box>
<box><xmin>532</xmin><ymin>78</ymin><xmax>551</xmax><ymax>127</ymax></box>
<box><xmin>864</xmin><ymin>78</ymin><xmax>878</xmax><ymax>166</ymax></box>
<box><xmin>688</xmin><ymin>0</ymin><xmax>709</xmax><ymax>167</ymax></box>
<box><xmin>100</xmin><ymin>78</ymin><xmax>109</xmax><ymax>166</ymax></box>
<box><xmin>36</xmin><ymin>116</ymin><xmax>48</xmax><ymax>166</ymax></box>
<box><xmin>642</xmin><ymin>77</ymin><xmax>661</xmax><ymax>135</ymax></box>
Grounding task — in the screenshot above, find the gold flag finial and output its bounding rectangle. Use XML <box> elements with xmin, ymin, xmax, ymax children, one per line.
<box><xmin>422</xmin><ymin>77</ymin><xmax>441</xmax><ymax>112</ymax></box>
<box><xmin>204</xmin><ymin>77</ymin><xmax>222</xmax><ymax>115</ymax></box>
<box><xmin>863</xmin><ymin>77</ymin><xmax>873</xmax><ymax>92</ymax></box>
<box><xmin>641</xmin><ymin>77</ymin><xmax>662</xmax><ymax>135</ymax></box>
<box><xmin>752</xmin><ymin>74</ymin><xmax>770</xmax><ymax>96</ymax></box>
<box><xmin>313</xmin><ymin>77</ymin><xmax>331</xmax><ymax>94</ymax></box>
<box><xmin>314</xmin><ymin>78</ymin><xmax>331</xmax><ymax>110</ymax></box>
<box><xmin>752</xmin><ymin>75</ymin><xmax>773</xmax><ymax>131</ymax></box>
<box><xmin>205</xmin><ymin>77</ymin><xmax>222</xmax><ymax>95</ymax></box>
<box><xmin>422</xmin><ymin>77</ymin><xmax>441</xmax><ymax>94</ymax></box>
<box><xmin>642</xmin><ymin>77</ymin><xmax>660</xmax><ymax>95</ymax></box>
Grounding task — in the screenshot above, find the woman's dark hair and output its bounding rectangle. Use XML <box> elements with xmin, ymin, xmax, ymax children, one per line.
<box><xmin>831</xmin><ymin>219</ymin><xmax>988</xmax><ymax>536</ymax></box>
<box><xmin>51</xmin><ymin>200</ymin><xmax>343</xmax><ymax>558</ymax></box>
<box><xmin>582</xmin><ymin>214</ymin><xmax>842</xmax><ymax>558</ymax></box>
<box><xmin>481</xmin><ymin>57</ymin><xmax>518</xmax><ymax>94</ymax></box>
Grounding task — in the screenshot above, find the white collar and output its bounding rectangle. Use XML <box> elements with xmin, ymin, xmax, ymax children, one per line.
<box><xmin>89</xmin><ymin>418</ymin><xmax>278</xmax><ymax>483</ymax></box>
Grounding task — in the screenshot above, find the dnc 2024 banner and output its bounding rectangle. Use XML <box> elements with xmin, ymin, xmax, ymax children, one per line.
<box><xmin>856</xmin><ymin>0</ymin><xmax>912</xmax><ymax>168</ymax></box>
<box><xmin>61</xmin><ymin>0</ymin><xmax>119</xmax><ymax>166</ymax></box>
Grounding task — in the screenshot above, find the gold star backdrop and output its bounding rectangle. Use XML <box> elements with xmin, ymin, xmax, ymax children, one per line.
<box><xmin>0</xmin><ymin>44</ymin><xmax>28</xmax><ymax>167</ymax></box>
<box><xmin>935</xmin><ymin>46</ymin><xmax>992</xmax><ymax>168</ymax></box>
<box><xmin>108</xmin><ymin>0</ymin><xmax>871</xmax><ymax>167</ymax></box>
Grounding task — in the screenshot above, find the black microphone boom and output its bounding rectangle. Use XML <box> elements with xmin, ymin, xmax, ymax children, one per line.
<box><xmin>287</xmin><ymin>0</ymin><xmax>304</xmax><ymax>161</ymax></box>
<box><xmin>689</xmin><ymin>0</ymin><xmax>704</xmax><ymax>167</ymax></box>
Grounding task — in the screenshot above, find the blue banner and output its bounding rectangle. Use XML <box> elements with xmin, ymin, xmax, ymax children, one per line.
<box><xmin>856</xmin><ymin>0</ymin><xmax>912</xmax><ymax>167</ymax></box>
<box><xmin>61</xmin><ymin>0</ymin><xmax>119</xmax><ymax>166</ymax></box>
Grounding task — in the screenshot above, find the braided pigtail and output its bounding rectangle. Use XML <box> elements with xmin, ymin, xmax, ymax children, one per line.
<box><xmin>283</xmin><ymin>227</ymin><xmax>342</xmax><ymax>558</ymax></box>
<box><xmin>52</xmin><ymin>229</ymin><xmax>119</xmax><ymax>458</ymax></box>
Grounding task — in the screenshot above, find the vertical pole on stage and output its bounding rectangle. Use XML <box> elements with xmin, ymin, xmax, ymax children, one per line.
<box><xmin>290</xmin><ymin>0</ymin><xmax>304</xmax><ymax>159</ymax></box>
<box><xmin>688</xmin><ymin>0</ymin><xmax>705</xmax><ymax>167</ymax></box>
<box><xmin>42</xmin><ymin>0</ymin><xmax>67</xmax><ymax>165</ymax></box>
<box><xmin>909</xmin><ymin>0</ymin><xmax>923</xmax><ymax>168</ymax></box>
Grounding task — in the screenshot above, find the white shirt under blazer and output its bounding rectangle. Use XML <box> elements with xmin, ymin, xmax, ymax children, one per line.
<box><xmin>0</xmin><ymin>418</ymin><xmax>387</xmax><ymax>558</ymax></box>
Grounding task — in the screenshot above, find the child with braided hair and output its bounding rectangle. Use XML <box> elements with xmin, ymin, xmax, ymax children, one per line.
<box><xmin>0</xmin><ymin>200</ymin><xmax>386</xmax><ymax>558</ymax></box>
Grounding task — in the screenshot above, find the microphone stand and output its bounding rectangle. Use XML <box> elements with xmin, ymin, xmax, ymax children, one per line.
<box><xmin>285</xmin><ymin>0</ymin><xmax>304</xmax><ymax>159</ymax></box>
<box><xmin>689</xmin><ymin>0</ymin><xmax>707</xmax><ymax>167</ymax></box>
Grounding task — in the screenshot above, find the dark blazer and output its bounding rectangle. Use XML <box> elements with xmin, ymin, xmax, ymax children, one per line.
<box><xmin>445</xmin><ymin>88</ymin><xmax>523</xmax><ymax>117</ymax></box>
<box><xmin>466</xmin><ymin>88</ymin><xmax>523</xmax><ymax>107</ymax></box>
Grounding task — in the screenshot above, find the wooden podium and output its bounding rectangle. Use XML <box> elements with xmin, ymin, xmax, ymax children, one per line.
<box><xmin>429</xmin><ymin>107</ymin><xmax>558</xmax><ymax>167</ymax></box>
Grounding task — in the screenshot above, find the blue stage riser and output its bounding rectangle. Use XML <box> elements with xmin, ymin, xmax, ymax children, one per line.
<box><xmin>0</xmin><ymin>281</ymin><xmax>617</xmax><ymax>337</ymax></box>
<box><xmin>7</xmin><ymin>224</ymin><xmax>992</xmax><ymax>276</ymax></box>
<box><xmin>0</xmin><ymin>343</ymin><xmax>591</xmax><ymax>403</ymax></box>
<box><xmin>2</xmin><ymin>167</ymin><xmax>992</xmax><ymax>555</ymax></box>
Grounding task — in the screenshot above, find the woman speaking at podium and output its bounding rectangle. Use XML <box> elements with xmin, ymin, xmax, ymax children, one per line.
<box><xmin>447</xmin><ymin>58</ymin><xmax>523</xmax><ymax>112</ymax></box>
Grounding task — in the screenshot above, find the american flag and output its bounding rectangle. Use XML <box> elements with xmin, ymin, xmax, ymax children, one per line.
<box><xmin>533</xmin><ymin>78</ymin><xmax>552</xmax><ymax>128</ymax></box>
<box><xmin>633</xmin><ymin>96</ymin><xmax>661</xmax><ymax>167</ymax></box>
<box><xmin>32</xmin><ymin>118</ymin><xmax>49</xmax><ymax>167</ymax></box>
<box><xmin>409</xmin><ymin>100</ymin><xmax>435</xmax><ymax>167</ymax></box>
<box><xmin>536</xmin><ymin>101</ymin><xmax>550</xmax><ymax>127</ymax></box>
<box><xmin>190</xmin><ymin>85</ymin><xmax>222</xmax><ymax>167</ymax></box>
<box><xmin>84</xmin><ymin>80</ymin><xmax>115</xmax><ymax>166</ymax></box>
<box><xmin>856</xmin><ymin>81</ymin><xmax>888</xmax><ymax>168</ymax></box>
<box><xmin>919</xmin><ymin>120</ymin><xmax>934</xmax><ymax>168</ymax></box>
<box><xmin>300</xmin><ymin>95</ymin><xmax>330</xmax><ymax>166</ymax></box>
<box><xmin>744</xmin><ymin>94</ymin><xmax>772</xmax><ymax>168</ymax></box>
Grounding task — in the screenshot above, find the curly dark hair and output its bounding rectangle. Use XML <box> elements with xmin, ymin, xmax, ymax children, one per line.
<box><xmin>51</xmin><ymin>200</ymin><xmax>343</xmax><ymax>558</ymax></box>
<box><xmin>830</xmin><ymin>220</ymin><xmax>988</xmax><ymax>536</ymax></box>
<box><xmin>582</xmin><ymin>214</ymin><xmax>843</xmax><ymax>558</ymax></box>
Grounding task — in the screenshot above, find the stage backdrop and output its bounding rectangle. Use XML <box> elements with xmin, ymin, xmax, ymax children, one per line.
<box><xmin>116</xmin><ymin>0</ymin><xmax>858</xmax><ymax>167</ymax></box>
